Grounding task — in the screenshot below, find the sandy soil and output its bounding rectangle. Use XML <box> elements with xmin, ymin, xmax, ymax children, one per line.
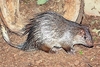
<box><xmin>0</xmin><ymin>0</ymin><xmax>100</xmax><ymax>67</ymax></box>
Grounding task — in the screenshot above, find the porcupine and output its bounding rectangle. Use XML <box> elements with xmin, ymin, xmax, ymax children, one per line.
<box><xmin>2</xmin><ymin>11</ymin><xmax>93</xmax><ymax>53</ymax></box>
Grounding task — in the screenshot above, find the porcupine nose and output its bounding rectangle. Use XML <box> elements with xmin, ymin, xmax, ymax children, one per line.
<box><xmin>87</xmin><ymin>40</ymin><xmax>93</xmax><ymax>48</ymax></box>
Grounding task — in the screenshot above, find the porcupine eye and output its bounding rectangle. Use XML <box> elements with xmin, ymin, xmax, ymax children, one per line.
<box><xmin>84</xmin><ymin>35</ymin><xmax>87</xmax><ymax>39</ymax></box>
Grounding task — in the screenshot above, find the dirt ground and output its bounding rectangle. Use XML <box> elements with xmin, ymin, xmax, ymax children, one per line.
<box><xmin>0</xmin><ymin>0</ymin><xmax>100</xmax><ymax>67</ymax></box>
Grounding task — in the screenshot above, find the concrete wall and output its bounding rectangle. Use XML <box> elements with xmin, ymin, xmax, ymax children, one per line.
<box><xmin>84</xmin><ymin>0</ymin><xmax>100</xmax><ymax>16</ymax></box>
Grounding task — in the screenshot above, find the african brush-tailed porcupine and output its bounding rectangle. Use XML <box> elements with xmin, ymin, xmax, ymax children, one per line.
<box><xmin>3</xmin><ymin>11</ymin><xmax>93</xmax><ymax>53</ymax></box>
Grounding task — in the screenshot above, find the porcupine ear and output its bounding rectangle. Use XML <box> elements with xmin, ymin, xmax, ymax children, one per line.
<box><xmin>77</xmin><ymin>28</ymin><xmax>86</xmax><ymax>37</ymax></box>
